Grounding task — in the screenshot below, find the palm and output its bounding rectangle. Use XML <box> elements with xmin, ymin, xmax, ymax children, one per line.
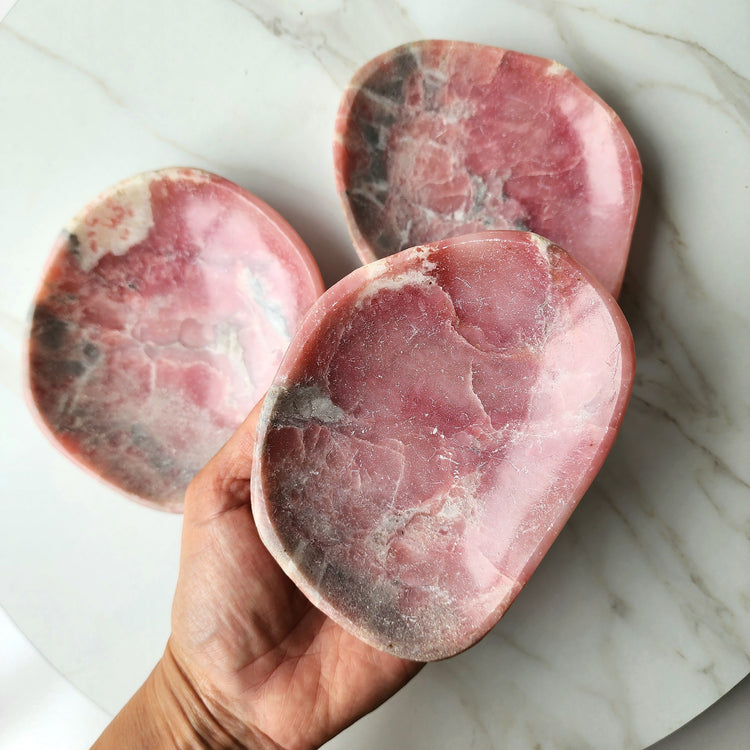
<box><xmin>169</xmin><ymin>406</ymin><xmax>421</xmax><ymax>750</ymax></box>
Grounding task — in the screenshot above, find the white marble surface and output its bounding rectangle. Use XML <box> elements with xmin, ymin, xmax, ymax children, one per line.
<box><xmin>1</xmin><ymin>0</ymin><xmax>749</xmax><ymax>748</ymax></box>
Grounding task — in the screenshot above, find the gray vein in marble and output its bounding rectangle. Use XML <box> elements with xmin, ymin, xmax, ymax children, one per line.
<box><xmin>2</xmin><ymin>25</ymin><xmax>226</xmax><ymax>169</ymax></box>
<box><xmin>577</xmin><ymin>505</ymin><xmax>734</xmax><ymax>736</ymax></box>
<box><xmin>445</xmin><ymin>646</ymin><xmax>613</xmax><ymax>750</ymax></box>
<box><xmin>630</xmin><ymin>394</ymin><xmax>749</xmax><ymax>495</ymax></box>
<box><xmin>512</xmin><ymin>0</ymin><xmax>750</xmax><ymax>136</ymax></box>
<box><xmin>4</xmin><ymin>20</ymin><xmax>354</xmax><ymax>286</ymax></box>
<box><xmin>599</xmin><ymin>424</ymin><xmax>750</xmax><ymax>673</ymax></box>
<box><xmin>700</xmin><ymin>53</ymin><xmax>750</xmax><ymax>132</ymax></box>
<box><xmin>576</xmin><ymin>6</ymin><xmax>750</xmax><ymax>131</ymax></box>
<box><xmin>648</xmin><ymin>197</ymin><xmax>750</xmax><ymax>331</ymax></box>
<box><xmin>621</xmin><ymin>79</ymin><xmax>743</xmax><ymax>137</ymax></box>
<box><xmin>694</xmin><ymin>477</ymin><xmax>750</xmax><ymax>540</ymax></box>
<box><xmin>620</xmin><ymin>186</ymin><xmax>749</xmax><ymax>487</ymax></box>
<box><xmin>629</xmin><ymin>294</ymin><xmax>730</xmax><ymax>426</ymax></box>
<box><xmin>563</xmin><ymin>508</ymin><xmax>646</xmax><ymax>748</ymax></box>
<box><xmin>595</xmin><ymin>474</ymin><xmax>725</xmax><ymax>650</ymax></box>
<box><xmin>223</xmin><ymin>0</ymin><xmax>421</xmax><ymax>88</ymax></box>
<box><xmin>500</xmin><ymin>612</ymin><xmax>636</xmax><ymax>748</ymax></box>
<box><xmin>224</xmin><ymin>0</ymin><xmax>357</xmax><ymax>87</ymax></box>
<box><xmin>453</xmin><ymin>679</ymin><xmax>492</xmax><ymax>748</ymax></box>
<box><xmin>523</xmin><ymin>0</ymin><xmax>748</xmax><ymax>84</ymax></box>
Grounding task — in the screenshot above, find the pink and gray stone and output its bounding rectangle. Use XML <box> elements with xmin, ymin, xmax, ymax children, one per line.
<box><xmin>252</xmin><ymin>231</ymin><xmax>635</xmax><ymax>660</ymax></box>
<box><xmin>334</xmin><ymin>41</ymin><xmax>642</xmax><ymax>297</ymax></box>
<box><xmin>28</xmin><ymin>168</ymin><xmax>324</xmax><ymax>511</ymax></box>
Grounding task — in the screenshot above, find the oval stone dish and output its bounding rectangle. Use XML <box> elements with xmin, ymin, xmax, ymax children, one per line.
<box><xmin>334</xmin><ymin>40</ymin><xmax>642</xmax><ymax>297</ymax></box>
<box><xmin>27</xmin><ymin>167</ymin><xmax>324</xmax><ymax>511</ymax></box>
<box><xmin>252</xmin><ymin>231</ymin><xmax>635</xmax><ymax>660</ymax></box>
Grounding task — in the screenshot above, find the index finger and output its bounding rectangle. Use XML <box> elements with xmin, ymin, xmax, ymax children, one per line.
<box><xmin>182</xmin><ymin>398</ymin><xmax>264</xmax><ymax>527</ymax></box>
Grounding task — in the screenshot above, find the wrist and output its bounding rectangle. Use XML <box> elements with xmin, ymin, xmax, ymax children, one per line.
<box><xmin>154</xmin><ymin>641</ymin><xmax>241</xmax><ymax>749</ymax></box>
<box><xmin>91</xmin><ymin>642</ymin><xmax>250</xmax><ymax>750</ymax></box>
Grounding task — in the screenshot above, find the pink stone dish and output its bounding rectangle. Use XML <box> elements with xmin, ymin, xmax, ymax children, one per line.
<box><xmin>252</xmin><ymin>231</ymin><xmax>635</xmax><ymax>661</ymax></box>
<box><xmin>334</xmin><ymin>40</ymin><xmax>642</xmax><ymax>297</ymax></box>
<box><xmin>27</xmin><ymin>168</ymin><xmax>324</xmax><ymax>511</ymax></box>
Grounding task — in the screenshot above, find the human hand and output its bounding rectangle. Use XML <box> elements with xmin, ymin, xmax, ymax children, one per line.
<box><xmin>93</xmin><ymin>402</ymin><xmax>421</xmax><ymax>750</ymax></box>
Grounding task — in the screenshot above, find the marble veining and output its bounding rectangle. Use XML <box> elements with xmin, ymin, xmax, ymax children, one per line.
<box><xmin>225</xmin><ymin>0</ymin><xmax>421</xmax><ymax>88</ymax></box>
<box><xmin>2</xmin><ymin>25</ymin><xmax>230</xmax><ymax>169</ymax></box>
<box><xmin>529</xmin><ymin>0</ymin><xmax>750</xmax><ymax>142</ymax></box>
<box><xmin>1</xmin><ymin>0</ymin><xmax>748</xmax><ymax>747</ymax></box>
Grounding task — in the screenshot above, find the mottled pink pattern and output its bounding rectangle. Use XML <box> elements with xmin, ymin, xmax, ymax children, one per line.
<box><xmin>28</xmin><ymin>168</ymin><xmax>323</xmax><ymax>510</ymax></box>
<box><xmin>252</xmin><ymin>231</ymin><xmax>635</xmax><ymax>660</ymax></box>
<box><xmin>334</xmin><ymin>41</ymin><xmax>642</xmax><ymax>297</ymax></box>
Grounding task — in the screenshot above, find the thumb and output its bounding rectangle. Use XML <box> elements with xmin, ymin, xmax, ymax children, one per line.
<box><xmin>182</xmin><ymin>398</ymin><xmax>264</xmax><ymax>527</ymax></box>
